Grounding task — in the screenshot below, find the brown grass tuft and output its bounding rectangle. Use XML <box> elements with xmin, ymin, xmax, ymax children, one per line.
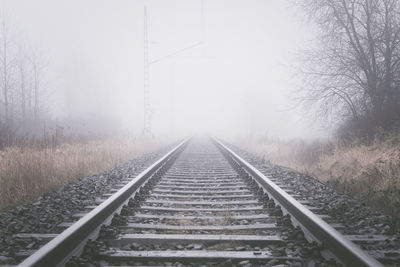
<box><xmin>0</xmin><ymin>138</ymin><xmax>163</xmax><ymax>210</ymax></box>
<box><xmin>235</xmin><ymin>134</ymin><xmax>400</xmax><ymax>229</ymax></box>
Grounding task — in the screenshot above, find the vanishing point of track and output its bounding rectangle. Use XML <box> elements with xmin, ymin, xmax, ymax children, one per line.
<box><xmin>18</xmin><ymin>137</ymin><xmax>386</xmax><ymax>266</ymax></box>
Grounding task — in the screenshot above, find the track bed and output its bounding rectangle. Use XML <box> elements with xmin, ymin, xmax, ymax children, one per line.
<box><xmin>14</xmin><ymin>137</ymin><xmax>393</xmax><ymax>266</ymax></box>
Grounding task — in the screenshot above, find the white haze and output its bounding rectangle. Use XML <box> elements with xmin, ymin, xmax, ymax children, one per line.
<box><xmin>1</xmin><ymin>0</ymin><xmax>324</xmax><ymax>139</ymax></box>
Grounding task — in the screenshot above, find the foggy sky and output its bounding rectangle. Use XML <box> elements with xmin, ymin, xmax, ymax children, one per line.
<box><xmin>1</xmin><ymin>0</ymin><xmax>323</xmax><ymax>139</ymax></box>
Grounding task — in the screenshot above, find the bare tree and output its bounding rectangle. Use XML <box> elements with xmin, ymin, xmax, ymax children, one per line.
<box><xmin>17</xmin><ymin>45</ymin><xmax>27</xmax><ymax>122</ymax></box>
<box><xmin>30</xmin><ymin>50</ymin><xmax>42</xmax><ymax>121</ymax></box>
<box><xmin>0</xmin><ymin>15</ymin><xmax>47</xmax><ymax>145</ymax></box>
<box><xmin>297</xmin><ymin>0</ymin><xmax>400</xmax><ymax>136</ymax></box>
<box><xmin>0</xmin><ymin>18</ymin><xmax>11</xmax><ymax>126</ymax></box>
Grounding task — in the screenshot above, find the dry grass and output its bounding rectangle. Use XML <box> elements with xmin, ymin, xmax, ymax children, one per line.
<box><xmin>234</xmin><ymin>137</ymin><xmax>331</xmax><ymax>173</ymax></box>
<box><xmin>0</xmin><ymin>138</ymin><xmax>163</xmax><ymax>210</ymax></box>
<box><xmin>235</xmin><ymin>134</ymin><xmax>400</xmax><ymax>227</ymax></box>
<box><xmin>313</xmin><ymin>136</ymin><xmax>400</xmax><ymax>227</ymax></box>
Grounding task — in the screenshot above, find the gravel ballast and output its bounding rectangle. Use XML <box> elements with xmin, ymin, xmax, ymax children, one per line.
<box><xmin>228</xmin><ymin>143</ymin><xmax>400</xmax><ymax>265</ymax></box>
<box><xmin>0</xmin><ymin>143</ymin><xmax>175</xmax><ymax>265</ymax></box>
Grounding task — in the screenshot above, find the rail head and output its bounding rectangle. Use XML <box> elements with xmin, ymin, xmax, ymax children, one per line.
<box><xmin>213</xmin><ymin>137</ymin><xmax>383</xmax><ymax>267</ymax></box>
<box><xmin>18</xmin><ymin>138</ymin><xmax>190</xmax><ymax>267</ymax></box>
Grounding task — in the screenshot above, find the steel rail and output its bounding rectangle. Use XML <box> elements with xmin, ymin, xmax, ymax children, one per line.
<box><xmin>213</xmin><ymin>138</ymin><xmax>383</xmax><ymax>267</ymax></box>
<box><xmin>18</xmin><ymin>139</ymin><xmax>189</xmax><ymax>267</ymax></box>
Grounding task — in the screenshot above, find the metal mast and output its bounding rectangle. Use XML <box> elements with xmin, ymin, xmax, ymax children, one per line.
<box><xmin>143</xmin><ymin>7</ymin><xmax>152</xmax><ymax>136</ymax></box>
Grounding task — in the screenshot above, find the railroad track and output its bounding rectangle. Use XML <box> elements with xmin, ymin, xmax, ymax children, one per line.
<box><xmin>11</xmin><ymin>137</ymin><xmax>396</xmax><ymax>266</ymax></box>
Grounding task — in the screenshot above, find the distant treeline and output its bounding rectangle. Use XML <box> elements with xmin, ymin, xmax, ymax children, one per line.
<box><xmin>0</xmin><ymin>17</ymin><xmax>47</xmax><ymax>147</ymax></box>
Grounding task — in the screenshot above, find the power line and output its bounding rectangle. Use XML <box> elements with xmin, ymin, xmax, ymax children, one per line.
<box><xmin>149</xmin><ymin>41</ymin><xmax>203</xmax><ymax>65</ymax></box>
<box><xmin>142</xmin><ymin>1</ymin><xmax>206</xmax><ymax>136</ymax></box>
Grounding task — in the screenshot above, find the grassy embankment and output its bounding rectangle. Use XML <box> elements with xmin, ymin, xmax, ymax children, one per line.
<box><xmin>0</xmin><ymin>138</ymin><xmax>162</xmax><ymax>210</ymax></box>
<box><xmin>235</xmin><ymin>133</ymin><xmax>400</xmax><ymax>228</ymax></box>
